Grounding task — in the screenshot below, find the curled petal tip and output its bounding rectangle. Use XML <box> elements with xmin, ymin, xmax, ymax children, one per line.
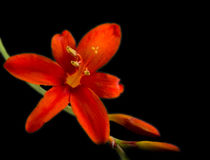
<box><xmin>110</xmin><ymin>23</ymin><xmax>121</xmax><ymax>37</ymax></box>
<box><xmin>81</xmin><ymin>73</ymin><xmax>124</xmax><ymax>99</ymax></box>
<box><xmin>119</xmin><ymin>84</ymin><xmax>124</xmax><ymax>94</ymax></box>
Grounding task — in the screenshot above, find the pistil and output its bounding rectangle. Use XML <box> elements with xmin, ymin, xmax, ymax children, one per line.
<box><xmin>84</xmin><ymin>68</ymin><xmax>90</xmax><ymax>76</ymax></box>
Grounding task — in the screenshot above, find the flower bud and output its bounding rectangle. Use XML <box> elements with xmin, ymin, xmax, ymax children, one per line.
<box><xmin>109</xmin><ymin>114</ymin><xmax>160</xmax><ymax>137</ymax></box>
<box><xmin>113</xmin><ymin>137</ymin><xmax>180</xmax><ymax>152</ymax></box>
<box><xmin>136</xmin><ymin>141</ymin><xmax>180</xmax><ymax>152</ymax></box>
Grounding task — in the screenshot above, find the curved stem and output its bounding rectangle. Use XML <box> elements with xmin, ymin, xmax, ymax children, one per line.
<box><xmin>0</xmin><ymin>38</ymin><xmax>9</xmax><ymax>59</ymax></box>
<box><xmin>115</xmin><ymin>145</ymin><xmax>130</xmax><ymax>160</ymax></box>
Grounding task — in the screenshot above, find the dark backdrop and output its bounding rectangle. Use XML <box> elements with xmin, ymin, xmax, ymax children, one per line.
<box><xmin>0</xmin><ymin>4</ymin><xmax>190</xmax><ymax>160</ymax></box>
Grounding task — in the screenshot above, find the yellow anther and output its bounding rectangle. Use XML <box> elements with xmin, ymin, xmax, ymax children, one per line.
<box><xmin>71</xmin><ymin>61</ymin><xmax>80</xmax><ymax>67</ymax></box>
<box><xmin>66</xmin><ymin>46</ymin><xmax>77</xmax><ymax>57</ymax></box>
<box><xmin>84</xmin><ymin>68</ymin><xmax>90</xmax><ymax>76</ymax></box>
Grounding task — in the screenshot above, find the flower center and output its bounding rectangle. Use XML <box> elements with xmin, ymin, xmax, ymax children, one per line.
<box><xmin>65</xmin><ymin>46</ymin><xmax>90</xmax><ymax>88</ymax></box>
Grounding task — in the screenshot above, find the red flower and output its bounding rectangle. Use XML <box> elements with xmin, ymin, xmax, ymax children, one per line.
<box><xmin>4</xmin><ymin>23</ymin><xmax>123</xmax><ymax>144</ymax></box>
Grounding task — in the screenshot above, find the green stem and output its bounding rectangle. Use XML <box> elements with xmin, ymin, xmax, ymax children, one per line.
<box><xmin>27</xmin><ymin>83</ymin><xmax>75</xmax><ymax>116</ymax></box>
<box><xmin>27</xmin><ymin>83</ymin><xmax>46</xmax><ymax>95</ymax></box>
<box><xmin>0</xmin><ymin>38</ymin><xmax>128</xmax><ymax>160</ymax></box>
<box><xmin>115</xmin><ymin>145</ymin><xmax>130</xmax><ymax>160</ymax></box>
<box><xmin>0</xmin><ymin>38</ymin><xmax>9</xmax><ymax>60</ymax></box>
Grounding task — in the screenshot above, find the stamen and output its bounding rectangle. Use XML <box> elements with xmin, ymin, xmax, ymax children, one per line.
<box><xmin>91</xmin><ymin>46</ymin><xmax>99</xmax><ymax>54</ymax></box>
<box><xmin>66</xmin><ymin>46</ymin><xmax>77</xmax><ymax>57</ymax></box>
<box><xmin>84</xmin><ymin>68</ymin><xmax>90</xmax><ymax>76</ymax></box>
<box><xmin>71</xmin><ymin>61</ymin><xmax>80</xmax><ymax>67</ymax></box>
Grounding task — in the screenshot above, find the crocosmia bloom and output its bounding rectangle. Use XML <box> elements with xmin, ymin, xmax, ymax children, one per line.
<box><xmin>4</xmin><ymin>23</ymin><xmax>123</xmax><ymax>144</ymax></box>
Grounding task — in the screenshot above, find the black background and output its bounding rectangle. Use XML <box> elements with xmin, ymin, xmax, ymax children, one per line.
<box><xmin>0</xmin><ymin>3</ymin><xmax>193</xmax><ymax>160</ymax></box>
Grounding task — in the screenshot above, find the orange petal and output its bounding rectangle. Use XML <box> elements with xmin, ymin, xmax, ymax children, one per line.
<box><xmin>109</xmin><ymin>114</ymin><xmax>160</xmax><ymax>137</ymax></box>
<box><xmin>4</xmin><ymin>54</ymin><xmax>66</xmax><ymax>85</ymax></box>
<box><xmin>70</xmin><ymin>86</ymin><xmax>110</xmax><ymax>144</ymax></box>
<box><xmin>81</xmin><ymin>72</ymin><xmax>124</xmax><ymax>99</ymax></box>
<box><xmin>77</xmin><ymin>23</ymin><xmax>121</xmax><ymax>73</ymax></box>
<box><xmin>51</xmin><ymin>30</ymin><xmax>79</xmax><ymax>74</ymax></box>
<box><xmin>25</xmin><ymin>86</ymin><xmax>70</xmax><ymax>133</ymax></box>
<box><xmin>136</xmin><ymin>141</ymin><xmax>180</xmax><ymax>152</ymax></box>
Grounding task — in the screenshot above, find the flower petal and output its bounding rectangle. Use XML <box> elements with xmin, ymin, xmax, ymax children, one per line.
<box><xmin>25</xmin><ymin>86</ymin><xmax>70</xmax><ymax>133</ymax></box>
<box><xmin>51</xmin><ymin>30</ymin><xmax>78</xmax><ymax>74</ymax></box>
<box><xmin>70</xmin><ymin>86</ymin><xmax>110</xmax><ymax>144</ymax></box>
<box><xmin>136</xmin><ymin>141</ymin><xmax>180</xmax><ymax>152</ymax></box>
<box><xmin>81</xmin><ymin>72</ymin><xmax>124</xmax><ymax>99</ymax></box>
<box><xmin>4</xmin><ymin>54</ymin><xmax>66</xmax><ymax>85</ymax></box>
<box><xmin>77</xmin><ymin>23</ymin><xmax>121</xmax><ymax>73</ymax></box>
<box><xmin>109</xmin><ymin>114</ymin><xmax>160</xmax><ymax>137</ymax></box>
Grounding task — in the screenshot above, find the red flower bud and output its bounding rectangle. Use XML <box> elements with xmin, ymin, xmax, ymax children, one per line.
<box><xmin>109</xmin><ymin>114</ymin><xmax>160</xmax><ymax>137</ymax></box>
